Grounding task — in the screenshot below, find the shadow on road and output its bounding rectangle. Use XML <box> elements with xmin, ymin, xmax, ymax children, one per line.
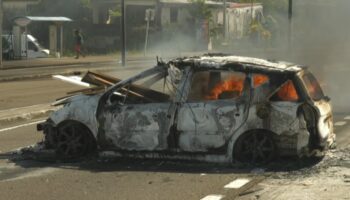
<box><xmin>0</xmin><ymin>149</ymin><xmax>329</xmax><ymax>176</ymax></box>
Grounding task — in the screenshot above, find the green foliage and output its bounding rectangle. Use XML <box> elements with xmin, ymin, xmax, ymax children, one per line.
<box><xmin>188</xmin><ymin>0</ymin><xmax>212</xmax><ymax>20</ymax></box>
<box><xmin>80</xmin><ymin>0</ymin><xmax>92</xmax><ymax>8</ymax></box>
<box><xmin>109</xmin><ymin>6</ymin><xmax>121</xmax><ymax>17</ymax></box>
<box><xmin>249</xmin><ymin>19</ymin><xmax>271</xmax><ymax>40</ymax></box>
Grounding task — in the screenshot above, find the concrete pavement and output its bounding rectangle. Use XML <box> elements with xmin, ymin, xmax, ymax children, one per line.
<box><xmin>0</xmin><ymin>54</ymin><xmax>156</xmax><ymax>82</ymax></box>
<box><xmin>0</xmin><ymin>104</ymin><xmax>57</xmax><ymax>126</ymax></box>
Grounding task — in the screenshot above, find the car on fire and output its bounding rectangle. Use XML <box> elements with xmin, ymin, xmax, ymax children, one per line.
<box><xmin>37</xmin><ymin>54</ymin><xmax>335</xmax><ymax>163</ymax></box>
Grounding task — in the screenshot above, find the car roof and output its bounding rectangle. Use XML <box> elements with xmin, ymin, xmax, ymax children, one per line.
<box><xmin>169</xmin><ymin>54</ymin><xmax>306</xmax><ymax>74</ymax></box>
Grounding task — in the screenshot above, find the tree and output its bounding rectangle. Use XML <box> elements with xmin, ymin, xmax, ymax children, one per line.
<box><xmin>188</xmin><ymin>0</ymin><xmax>212</xmax><ymax>21</ymax></box>
<box><xmin>238</xmin><ymin>0</ymin><xmax>287</xmax><ymax>45</ymax></box>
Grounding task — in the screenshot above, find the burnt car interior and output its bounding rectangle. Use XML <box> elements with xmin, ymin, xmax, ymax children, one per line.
<box><xmin>109</xmin><ymin>68</ymin><xmax>181</xmax><ymax>105</ymax></box>
<box><xmin>188</xmin><ymin>70</ymin><xmax>246</xmax><ymax>101</ymax></box>
<box><xmin>185</xmin><ymin>69</ymin><xmax>302</xmax><ymax>104</ymax></box>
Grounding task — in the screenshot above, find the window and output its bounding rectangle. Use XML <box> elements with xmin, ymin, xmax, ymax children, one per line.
<box><xmin>170</xmin><ymin>7</ymin><xmax>178</xmax><ymax>23</ymax></box>
<box><xmin>28</xmin><ymin>42</ymin><xmax>38</xmax><ymax>51</ymax></box>
<box><xmin>188</xmin><ymin>71</ymin><xmax>246</xmax><ymax>101</ymax></box>
<box><xmin>271</xmin><ymin>80</ymin><xmax>299</xmax><ymax>102</ymax></box>
<box><xmin>253</xmin><ymin>74</ymin><xmax>269</xmax><ymax>88</ymax></box>
<box><xmin>111</xmin><ymin>67</ymin><xmax>182</xmax><ymax>105</ymax></box>
<box><xmin>302</xmin><ymin>73</ymin><xmax>324</xmax><ymax>101</ymax></box>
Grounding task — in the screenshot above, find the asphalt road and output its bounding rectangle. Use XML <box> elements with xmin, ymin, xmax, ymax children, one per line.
<box><xmin>0</xmin><ymin>70</ymin><xmax>349</xmax><ymax>200</ymax></box>
<box><xmin>0</xmin><ymin>121</ymin><xmax>263</xmax><ymax>200</ymax></box>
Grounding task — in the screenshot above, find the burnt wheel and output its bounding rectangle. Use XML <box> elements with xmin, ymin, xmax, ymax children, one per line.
<box><xmin>234</xmin><ymin>131</ymin><xmax>277</xmax><ymax>164</ymax></box>
<box><xmin>56</xmin><ymin>121</ymin><xmax>96</xmax><ymax>159</ymax></box>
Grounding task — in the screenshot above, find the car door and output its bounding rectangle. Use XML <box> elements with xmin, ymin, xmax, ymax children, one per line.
<box><xmin>176</xmin><ymin>70</ymin><xmax>249</xmax><ymax>152</ymax></box>
<box><xmin>96</xmin><ymin>66</ymin><xmax>181</xmax><ymax>151</ymax></box>
<box><xmin>101</xmin><ymin>102</ymin><xmax>173</xmax><ymax>151</ymax></box>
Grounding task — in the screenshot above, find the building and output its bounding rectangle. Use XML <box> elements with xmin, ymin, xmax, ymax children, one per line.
<box><xmin>90</xmin><ymin>0</ymin><xmax>222</xmax><ymax>26</ymax></box>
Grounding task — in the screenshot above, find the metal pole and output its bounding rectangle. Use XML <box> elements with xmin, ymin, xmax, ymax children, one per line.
<box><xmin>288</xmin><ymin>0</ymin><xmax>293</xmax><ymax>51</ymax></box>
<box><xmin>0</xmin><ymin>0</ymin><xmax>3</xmax><ymax>69</ymax></box>
<box><xmin>223</xmin><ymin>0</ymin><xmax>226</xmax><ymax>39</ymax></box>
<box><xmin>144</xmin><ymin>19</ymin><xmax>150</xmax><ymax>56</ymax></box>
<box><xmin>60</xmin><ymin>24</ymin><xmax>63</xmax><ymax>58</ymax></box>
<box><xmin>121</xmin><ymin>0</ymin><xmax>126</xmax><ymax>66</ymax></box>
<box><xmin>251</xmin><ymin>0</ymin><xmax>253</xmax><ymax>20</ymax></box>
<box><xmin>25</xmin><ymin>26</ymin><xmax>28</xmax><ymax>59</ymax></box>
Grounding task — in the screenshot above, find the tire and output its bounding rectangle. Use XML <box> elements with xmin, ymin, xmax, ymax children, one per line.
<box><xmin>56</xmin><ymin>121</ymin><xmax>96</xmax><ymax>159</ymax></box>
<box><xmin>233</xmin><ymin>130</ymin><xmax>277</xmax><ymax>164</ymax></box>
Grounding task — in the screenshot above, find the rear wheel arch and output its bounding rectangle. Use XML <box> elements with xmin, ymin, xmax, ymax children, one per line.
<box><xmin>297</xmin><ymin>103</ymin><xmax>320</xmax><ymax>149</ymax></box>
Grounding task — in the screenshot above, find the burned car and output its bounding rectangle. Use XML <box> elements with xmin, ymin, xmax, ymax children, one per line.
<box><xmin>37</xmin><ymin>54</ymin><xmax>335</xmax><ymax>163</ymax></box>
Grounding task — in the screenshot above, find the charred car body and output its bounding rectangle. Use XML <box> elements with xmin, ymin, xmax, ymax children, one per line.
<box><xmin>38</xmin><ymin>54</ymin><xmax>335</xmax><ymax>163</ymax></box>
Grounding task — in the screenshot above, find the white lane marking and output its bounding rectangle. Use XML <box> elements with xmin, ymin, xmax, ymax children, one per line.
<box><xmin>2</xmin><ymin>168</ymin><xmax>57</xmax><ymax>182</ymax></box>
<box><xmin>334</xmin><ymin>121</ymin><xmax>347</xmax><ymax>126</ymax></box>
<box><xmin>224</xmin><ymin>178</ymin><xmax>250</xmax><ymax>189</ymax></box>
<box><xmin>0</xmin><ymin>120</ymin><xmax>45</xmax><ymax>133</ymax></box>
<box><xmin>344</xmin><ymin>116</ymin><xmax>350</xmax><ymax>120</ymax></box>
<box><xmin>200</xmin><ymin>194</ymin><xmax>224</xmax><ymax>200</ymax></box>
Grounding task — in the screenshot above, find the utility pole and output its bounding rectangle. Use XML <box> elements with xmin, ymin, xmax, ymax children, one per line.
<box><xmin>288</xmin><ymin>0</ymin><xmax>293</xmax><ymax>51</ymax></box>
<box><xmin>121</xmin><ymin>0</ymin><xmax>126</xmax><ymax>66</ymax></box>
<box><xmin>0</xmin><ymin>0</ymin><xmax>3</xmax><ymax>69</ymax></box>
<box><xmin>223</xmin><ymin>0</ymin><xmax>226</xmax><ymax>39</ymax></box>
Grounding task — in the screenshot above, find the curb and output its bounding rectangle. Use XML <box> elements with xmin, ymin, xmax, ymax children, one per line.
<box><xmin>0</xmin><ymin>63</ymin><xmax>146</xmax><ymax>83</ymax></box>
<box><xmin>1</xmin><ymin>61</ymin><xmax>117</xmax><ymax>71</ymax></box>
<box><xmin>0</xmin><ymin>104</ymin><xmax>59</xmax><ymax>126</ymax></box>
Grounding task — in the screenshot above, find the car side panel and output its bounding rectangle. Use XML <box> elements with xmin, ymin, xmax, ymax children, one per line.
<box><xmin>101</xmin><ymin>103</ymin><xmax>172</xmax><ymax>151</ymax></box>
<box><xmin>177</xmin><ymin>100</ymin><xmax>246</xmax><ymax>152</ymax></box>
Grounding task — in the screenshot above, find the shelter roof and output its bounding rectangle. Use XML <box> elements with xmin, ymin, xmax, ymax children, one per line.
<box><xmin>13</xmin><ymin>16</ymin><xmax>72</xmax><ymax>26</ymax></box>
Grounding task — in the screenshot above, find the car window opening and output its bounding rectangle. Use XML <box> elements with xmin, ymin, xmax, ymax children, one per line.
<box><xmin>253</xmin><ymin>74</ymin><xmax>269</xmax><ymax>88</ymax></box>
<box><xmin>302</xmin><ymin>73</ymin><xmax>325</xmax><ymax>101</ymax></box>
<box><xmin>270</xmin><ymin>80</ymin><xmax>299</xmax><ymax>102</ymax></box>
<box><xmin>111</xmin><ymin>69</ymin><xmax>182</xmax><ymax>104</ymax></box>
<box><xmin>188</xmin><ymin>71</ymin><xmax>246</xmax><ymax>101</ymax></box>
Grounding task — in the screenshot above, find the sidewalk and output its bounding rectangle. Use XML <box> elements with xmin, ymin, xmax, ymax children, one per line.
<box><xmin>1</xmin><ymin>55</ymin><xmax>118</xmax><ymax>70</ymax></box>
<box><xmin>0</xmin><ymin>54</ymin><xmax>157</xmax><ymax>82</ymax></box>
<box><xmin>0</xmin><ymin>104</ymin><xmax>58</xmax><ymax>126</ymax></box>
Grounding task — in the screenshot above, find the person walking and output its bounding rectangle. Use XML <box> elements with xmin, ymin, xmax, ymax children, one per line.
<box><xmin>74</xmin><ymin>29</ymin><xmax>85</xmax><ymax>59</ymax></box>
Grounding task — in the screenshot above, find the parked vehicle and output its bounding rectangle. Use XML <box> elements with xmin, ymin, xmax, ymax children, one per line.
<box><xmin>2</xmin><ymin>34</ymin><xmax>49</xmax><ymax>59</ymax></box>
<box><xmin>37</xmin><ymin>54</ymin><xmax>335</xmax><ymax>164</ymax></box>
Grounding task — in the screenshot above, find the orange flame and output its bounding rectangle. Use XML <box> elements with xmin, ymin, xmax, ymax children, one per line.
<box><xmin>206</xmin><ymin>76</ymin><xmax>244</xmax><ymax>100</ymax></box>
<box><xmin>253</xmin><ymin>74</ymin><xmax>269</xmax><ymax>88</ymax></box>
<box><xmin>277</xmin><ymin>80</ymin><xmax>299</xmax><ymax>101</ymax></box>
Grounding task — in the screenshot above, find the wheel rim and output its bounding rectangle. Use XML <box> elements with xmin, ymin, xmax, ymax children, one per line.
<box><xmin>57</xmin><ymin>123</ymin><xmax>89</xmax><ymax>158</ymax></box>
<box><xmin>237</xmin><ymin>132</ymin><xmax>276</xmax><ymax>163</ymax></box>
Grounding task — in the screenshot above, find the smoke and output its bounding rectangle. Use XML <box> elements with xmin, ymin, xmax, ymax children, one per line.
<box><xmin>145</xmin><ymin>0</ymin><xmax>350</xmax><ymax>112</ymax></box>
<box><xmin>226</xmin><ymin>0</ymin><xmax>350</xmax><ymax>112</ymax></box>
<box><xmin>291</xmin><ymin>0</ymin><xmax>350</xmax><ymax>113</ymax></box>
<box><xmin>147</xmin><ymin>31</ymin><xmax>200</xmax><ymax>58</ymax></box>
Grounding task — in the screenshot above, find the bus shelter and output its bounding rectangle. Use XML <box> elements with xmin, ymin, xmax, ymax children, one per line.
<box><xmin>13</xmin><ymin>16</ymin><xmax>72</xmax><ymax>58</ymax></box>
